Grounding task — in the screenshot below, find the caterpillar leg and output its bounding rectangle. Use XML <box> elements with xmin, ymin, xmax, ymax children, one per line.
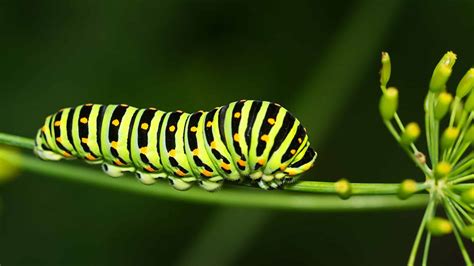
<box><xmin>101</xmin><ymin>163</ymin><xmax>131</xmax><ymax>177</ymax></box>
<box><xmin>135</xmin><ymin>171</ymin><xmax>167</xmax><ymax>185</ymax></box>
<box><xmin>198</xmin><ymin>178</ymin><xmax>224</xmax><ymax>192</ymax></box>
<box><xmin>168</xmin><ymin>176</ymin><xmax>195</xmax><ymax>191</ymax></box>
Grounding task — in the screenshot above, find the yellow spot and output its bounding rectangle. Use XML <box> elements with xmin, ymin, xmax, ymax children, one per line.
<box><xmin>234</xmin><ymin>112</ymin><xmax>241</xmax><ymax>118</ymax></box>
<box><xmin>233</xmin><ymin>133</ymin><xmax>240</xmax><ymax>142</ymax></box>
<box><xmin>192</xmin><ymin>149</ymin><xmax>199</xmax><ymax>156</ymax></box>
<box><xmin>290</xmin><ymin>149</ymin><xmax>296</xmax><ymax>155</ymax></box>
<box><xmin>286</xmin><ymin>169</ymin><xmax>298</xmax><ymax>176</ymax></box>
<box><xmin>85</xmin><ymin>103</ymin><xmax>93</xmax><ymax>106</ymax></box>
<box><xmin>267</xmin><ymin>118</ymin><xmax>275</xmax><ymax>125</ymax></box>
<box><xmin>260</xmin><ymin>135</ymin><xmax>269</xmax><ymax>142</ymax></box>
<box><xmin>175</xmin><ymin>170</ymin><xmax>186</xmax><ymax>177</ymax></box>
<box><xmin>81</xmin><ymin>138</ymin><xmax>88</xmax><ymax>144</ymax></box>
<box><xmin>62</xmin><ymin>151</ymin><xmax>72</xmax><ymax>157</ymax></box>
<box><xmin>190</xmin><ymin>126</ymin><xmax>198</xmax><ymax>132</ymax></box>
<box><xmin>148</xmin><ymin>107</ymin><xmax>157</xmax><ymax>110</ymax></box>
<box><xmin>80</xmin><ymin>117</ymin><xmax>88</xmax><ymax>124</ymax></box>
<box><xmin>112</xmin><ymin>119</ymin><xmax>120</xmax><ymax>126</ymax></box>
<box><xmin>56</xmin><ymin>137</ymin><xmax>62</xmax><ymax>143</ymax></box>
<box><xmin>169</xmin><ymin>125</ymin><xmax>176</xmax><ymax>132</ymax></box>
<box><xmin>144</xmin><ymin>165</ymin><xmax>155</xmax><ymax>172</ymax></box>
<box><xmin>220</xmin><ymin>162</ymin><xmax>231</xmax><ymax>171</ymax></box>
<box><xmin>141</xmin><ymin>123</ymin><xmax>149</xmax><ymax>130</ymax></box>
<box><xmin>120</xmin><ymin>104</ymin><xmax>128</xmax><ymax>107</ymax></box>
<box><xmin>176</xmin><ymin>110</ymin><xmax>183</xmax><ymax>113</ymax></box>
<box><xmin>210</xmin><ymin>141</ymin><xmax>217</xmax><ymax>149</ymax></box>
<box><xmin>85</xmin><ymin>153</ymin><xmax>96</xmax><ymax>160</ymax></box>
<box><xmin>169</xmin><ymin>149</ymin><xmax>176</xmax><ymax>157</ymax></box>
<box><xmin>237</xmin><ymin>159</ymin><xmax>246</xmax><ymax>167</ymax></box>
<box><xmin>42</xmin><ymin>126</ymin><xmax>46</xmax><ymax>132</ymax></box>
<box><xmin>114</xmin><ymin>159</ymin><xmax>124</xmax><ymax>166</ymax></box>
<box><xmin>111</xmin><ymin>141</ymin><xmax>118</xmax><ymax>149</ymax></box>
<box><xmin>206</xmin><ymin>121</ymin><xmax>212</xmax><ymax>127</ymax></box>
<box><xmin>201</xmin><ymin>170</ymin><xmax>213</xmax><ymax>177</ymax></box>
<box><xmin>140</xmin><ymin>147</ymin><xmax>148</xmax><ymax>154</ymax></box>
<box><xmin>280</xmin><ymin>165</ymin><xmax>286</xmax><ymax>171</ymax></box>
<box><xmin>258</xmin><ymin>158</ymin><xmax>266</xmax><ymax>165</ymax></box>
<box><xmin>54</xmin><ymin>121</ymin><xmax>61</xmax><ymax>127</ymax></box>
<box><xmin>298</xmin><ymin>138</ymin><xmax>302</xmax><ymax>144</ymax></box>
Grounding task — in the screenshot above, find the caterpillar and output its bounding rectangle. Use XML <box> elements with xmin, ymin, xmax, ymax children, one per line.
<box><xmin>34</xmin><ymin>100</ymin><xmax>317</xmax><ymax>191</ymax></box>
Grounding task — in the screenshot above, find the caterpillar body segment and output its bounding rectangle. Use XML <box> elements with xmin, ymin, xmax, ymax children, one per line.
<box><xmin>34</xmin><ymin>100</ymin><xmax>317</xmax><ymax>191</ymax></box>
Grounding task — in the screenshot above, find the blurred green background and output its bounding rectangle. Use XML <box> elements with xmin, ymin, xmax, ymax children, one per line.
<box><xmin>1</xmin><ymin>0</ymin><xmax>473</xmax><ymax>265</ymax></box>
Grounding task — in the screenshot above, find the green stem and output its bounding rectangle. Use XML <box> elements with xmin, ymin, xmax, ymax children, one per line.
<box><xmin>0</xmin><ymin>132</ymin><xmax>430</xmax><ymax>211</ymax></box>
<box><xmin>444</xmin><ymin>199</ymin><xmax>473</xmax><ymax>265</ymax></box>
<box><xmin>408</xmin><ymin>199</ymin><xmax>435</xmax><ymax>266</ymax></box>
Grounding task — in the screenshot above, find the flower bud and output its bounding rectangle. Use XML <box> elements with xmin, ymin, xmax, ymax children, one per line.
<box><xmin>434</xmin><ymin>92</ymin><xmax>453</xmax><ymax>120</ymax></box>
<box><xmin>456</xmin><ymin>69</ymin><xmax>474</xmax><ymax>98</ymax></box>
<box><xmin>0</xmin><ymin>146</ymin><xmax>21</xmax><ymax>185</ymax></box>
<box><xmin>380</xmin><ymin>52</ymin><xmax>391</xmax><ymax>87</ymax></box>
<box><xmin>427</xmin><ymin>217</ymin><xmax>452</xmax><ymax>236</ymax></box>
<box><xmin>379</xmin><ymin>87</ymin><xmax>398</xmax><ymax>120</ymax></box>
<box><xmin>400</xmin><ymin>123</ymin><xmax>420</xmax><ymax>146</ymax></box>
<box><xmin>462</xmin><ymin>225</ymin><xmax>474</xmax><ymax>238</ymax></box>
<box><xmin>434</xmin><ymin>161</ymin><xmax>452</xmax><ymax>179</ymax></box>
<box><xmin>429</xmin><ymin>51</ymin><xmax>457</xmax><ymax>93</ymax></box>
<box><xmin>398</xmin><ymin>179</ymin><xmax>417</xmax><ymax>200</ymax></box>
<box><xmin>441</xmin><ymin>127</ymin><xmax>459</xmax><ymax>150</ymax></box>
<box><xmin>461</xmin><ymin>187</ymin><xmax>474</xmax><ymax>204</ymax></box>
<box><xmin>335</xmin><ymin>178</ymin><xmax>351</xmax><ymax>200</ymax></box>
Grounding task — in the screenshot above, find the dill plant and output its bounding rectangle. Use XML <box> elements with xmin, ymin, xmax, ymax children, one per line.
<box><xmin>379</xmin><ymin>51</ymin><xmax>474</xmax><ymax>265</ymax></box>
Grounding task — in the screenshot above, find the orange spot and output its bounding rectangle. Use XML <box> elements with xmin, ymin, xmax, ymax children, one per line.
<box><xmin>42</xmin><ymin>126</ymin><xmax>46</xmax><ymax>132</ymax></box>
<box><xmin>206</xmin><ymin>121</ymin><xmax>212</xmax><ymax>127</ymax></box>
<box><xmin>192</xmin><ymin>149</ymin><xmax>199</xmax><ymax>156</ymax></box>
<box><xmin>140</xmin><ymin>147</ymin><xmax>148</xmax><ymax>154</ymax></box>
<box><xmin>220</xmin><ymin>162</ymin><xmax>231</xmax><ymax>171</ymax></box>
<box><xmin>237</xmin><ymin>159</ymin><xmax>246</xmax><ymax>167</ymax></box>
<box><xmin>290</xmin><ymin>149</ymin><xmax>296</xmax><ymax>155</ymax></box>
<box><xmin>234</xmin><ymin>112</ymin><xmax>241</xmax><ymax>118</ymax></box>
<box><xmin>112</xmin><ymin>119</ymin><xmax>120</xmax><ymax>126</ymax></box>
<box><xmin>201</xmin><ymin>170</ymin><xmax>213</xmax><ymax>177</ymax></box>
<box><xmin>54</xmin><ymin>121</ymin><xmax>61</xmax><ymax>127</ymax></box>
<box><xmin>141</xmin><ymin>123</ymin><xmax>149</xmax><ymax>130</ymax></box>
<box><xmin>267</xmin><ymin>118</ymin><xmax>275</xmax><ymax>125</ymax></box>
<box><xmin>298</xmin><ymin>138</ymin><xmax>302</xmax><ymax>144</ymax></box>
<box><xmin>175</xmin><ymin>170</ymin><xmax>186</xmax><ymax>177</ymax></box>
<box><xmin>80</xmin><ymin>117</ymin><xmax>88</xmax><ymax>124</ymax></box>
<box><xmin>257</xmin><ymin>158</ymin><xmax>266</xmax><ymax>165</ymax></box>
<box><xmin>85</xmin><ymin>153</ymin><xmax>96</xmax><ymax>160</ymax></box>
<box><xmin>260</xmin><ymin>135</ymin><xmax>269</xmax><ymax>142</ymax></box>
<box><xmin>169</xmin><ymin>149</ymin><xmax>176</xmax><ymax>157</ymax></box>
<box><xmin>114</xmin><ymin>159</ymin><xmax>125</xmax><ymax>166</ymax></box>
<box><xmin>190</xmin><ymin>126</ymin><xmax>198</xmax><ymax>132</ymax></box>
<box><xmin>111</xmin><ymin>141</ymin><xmax>118</xmax><ymax>149</ymax></box>
<box><xmin>169</xmin><ymin>125</ymin><xmax>176</xmax><ymax>132</ymax></box>
<box><xmin>62</xmin><ymin>151</ymin><xmax>72</xmax><ymax>157</ymax></box>
<box><xmin>56</xmin><ymin>137</ymin><xmax>62</xmax><ymax>143</ymax></box>
<box><xmin>233</xmin><ymin>133</ymin><xmax>240</xmax><ymax>142</ymax></box>
<box><xmin>210</xmin><ymin>141</ymin><xmax>217</xmax><ymax>149</ymax></box>
<box><xmin>144</xmin><ymin>165</ymin><xmax>155</xmax><ymax>172</ymax></box>
<box><xmin>81</xmin><ymin>138</ymin><xmax>88</xmax><ymax>144</ymax></box>
<box><xmin>280</xmin><ymin>165</ymin><xmax>286</xmax><ymax>171</ymax></box>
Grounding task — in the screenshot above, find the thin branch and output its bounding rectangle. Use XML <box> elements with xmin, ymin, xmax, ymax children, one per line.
<box><xmin>0</xmin><ymin>132</ymin><xmax>429</xmax><ymax>211</ymax></box>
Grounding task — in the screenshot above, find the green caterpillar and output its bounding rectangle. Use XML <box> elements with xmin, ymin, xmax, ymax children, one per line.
<box><xmin>34</xmin><ymin>100</ymin><xmax>317</xmax><ymax>191</ymax></box>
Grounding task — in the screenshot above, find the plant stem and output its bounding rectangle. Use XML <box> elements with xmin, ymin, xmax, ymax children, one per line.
<box><xmin>0</xmin><ymin>131</ymin><xmax>430</xmax><ymax>211</ymax></box>
<box><xmin>407</xmin><ymin>199</ymin><xmax>435</xmax><ymax>266</ymax></box>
